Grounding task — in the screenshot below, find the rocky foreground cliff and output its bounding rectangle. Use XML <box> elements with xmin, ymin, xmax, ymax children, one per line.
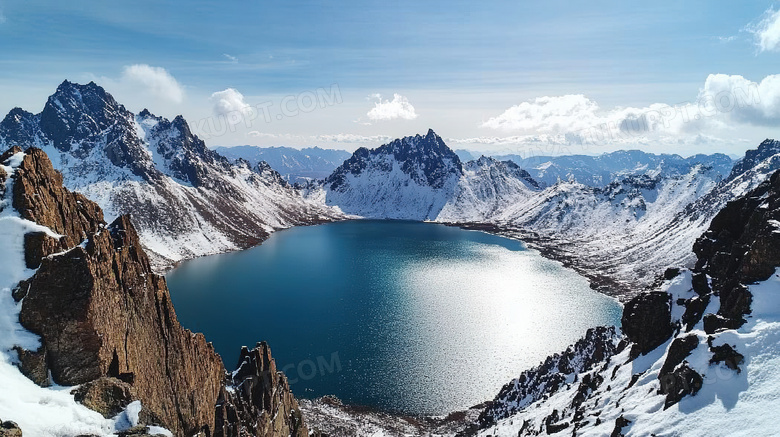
<box><xmin>0</xmin><ymin>146</ymin><xmax>309</xmax><ymax>436</ymax></box>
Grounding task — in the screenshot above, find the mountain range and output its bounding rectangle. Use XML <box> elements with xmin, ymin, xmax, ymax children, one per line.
<box><xmin>3</xmin><ymin>81</ymin><xmax>780</xmax><ymax>294</ymax></box>
<box><xmin>494</xmin><ymin>150</ymin><xmax>735</xmax><ymax>188</ymax></box>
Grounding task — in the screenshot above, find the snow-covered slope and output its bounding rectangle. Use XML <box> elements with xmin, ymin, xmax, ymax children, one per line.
<box><xmin>491</xmin><ymin>163</ymin><xmax>731</xmax><ymax>291</ymax></box>
<box><xmin>473</xmin><ymin>169</ymin><xmax>780</xmax><ymax>436</ymax></box>
<box><xmin>317</xmin><ymin>132</ymin><xmax>780</xmax><ymax>296</ymax></box>
<box><xmin>213</xmin><ymin>145</ymin><xmax>351</xmax><ymax>184</ymax></box>
<box><xmin>0</xmin><ymin>81</ymin><xmax>341</xmax><ymax>270</ymax></box>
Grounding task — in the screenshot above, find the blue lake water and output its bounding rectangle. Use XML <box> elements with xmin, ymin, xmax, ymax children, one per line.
<box><xmin>166</xmin><ymin>220</ymin><xmax>621</xmax><ymax>415</ymax></box>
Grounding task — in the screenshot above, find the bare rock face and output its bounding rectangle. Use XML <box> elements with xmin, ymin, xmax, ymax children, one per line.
<box><xmin>694</xmin><ymin>171</ymin><xmax>780</xmax><ymax>325</ymax></box>
<box><xmin>19</xmin><ymin>214</ymin><xmax>226</xmax><ymax>435</ymax></box>
<box><xmin>9</xmin><ymin>148</ymin><xmax>104</xmax><ymax>268</ymax></box>
<box><xmin>620</xmin><ymin>291</ymin><xmax>673</xmax><ymax>357</ymax></box>
<box><xmin>7</xmin><ymin>147</ymin><xmax>309</xmax><ymax>437</ymax></box>
<box><xmin>72</xmin><ymin>377</ymin><xmax>137</xmax><ymax>418</ymax></box>
<box><xmin>14</xmin><ymin>149</ymin><xmax>103</xmax><ymax>237</ymax></box>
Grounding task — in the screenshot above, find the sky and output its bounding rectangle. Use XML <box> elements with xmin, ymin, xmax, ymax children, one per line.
<box><xmin>0</xmin><ymin>0</ymin><xmax>779</xmax><ymax>157</ymax></box>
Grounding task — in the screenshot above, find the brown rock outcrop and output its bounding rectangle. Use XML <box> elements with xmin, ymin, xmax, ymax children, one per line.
<box><xmin>6</xmin><ymin>146</ymin><xmax>310</xmax><ymax>436</ymax></box>
<box><xmin>18</xmin><ymin>214</ymin><xmax>225</xmax><ymax>435</ymax></box>
<box><xmin>72</xmin><ymin>377</ymin><xmax>137</xmax><ymax>418</ymax></box>
<box><xmin>621</xmin><ymin>291</ymin><xmax>673</xmax><ymax>357</ymax></box>
<box><xmin>10</xmin><ymin>148</ymin><xmax>104</xmax><ymax>267</ymax></box>
<box><xmin>0</xmin><ymin>420</ymin><xmax>22</xmax><ymax>437</ymax></box>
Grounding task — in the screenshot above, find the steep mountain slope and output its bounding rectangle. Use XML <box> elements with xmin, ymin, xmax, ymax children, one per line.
<box><xmin>470</xmin><ymin>169</ymin><xmax>780</xmax><ymax>436</ymax></box>
<box><xmin>214</xmin><ymin>145</ymin><xmax>351</xmax><ymax>184</ymax></box>
<box><xmin>0</xmin><ymin>81</ymin><xmax>341</xmax><ymax>271</ymax></box>
<box><xmin>0</xmin><ymin>146</ymin><xmax>310</xmax><ymax>436</ymax></box>
<box><xmin>496</xmin><ymin>150</ymin><xmax>734</xmax><ymax>188</ymax></box>
<box><xmin>559</xmin><ymin>139</ymin><xmax>780</xmax><ymax>293</ymax></box>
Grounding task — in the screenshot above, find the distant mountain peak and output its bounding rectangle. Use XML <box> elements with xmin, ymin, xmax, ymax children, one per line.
<box><xmin>138</xmin><ymin>108</ymin><xmax>157</xmax><ymax>119</ymax></box>
<box><xmin>38</xmin><ymin>80</ymin><xmax>130</xmax><ymax>151</ymax></box>
<box><xmin>327</xmin><ymin>129</ymin><xmax>462</xmax><ymax>193</ymax></box>
<box><xmin>50</xmin><ymin>80</ymin><xmax>114</xmax><ymax>109</ymax></box>
<box><xmin>726</xmin><ymin>138</ymin><xmax>780</xmax><ymax>181</ymax></box>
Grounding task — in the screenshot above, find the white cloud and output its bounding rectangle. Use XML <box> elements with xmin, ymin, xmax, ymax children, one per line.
<box><xmin>751</xmin><ymin>8</ymin><xmax>780</xmax><ymax>52</ymax></box>
<box><xmin>698</xmin><ymin>73</ymin><xmax>780</xmax><ymax>126</ymax></box>
<box><xmin>480</xmin><ymin>94</ymin><xmax>678</xmax><ymax>140</ymax></box>
<box><xmin>0</xmin><ymin>9</ymin><xmax>6</xmax><ymax>24</ymax></box>
<box><xmin>223</xmin><ymin>53</ymin><xmax>238</xmax><ymax>63</ymax></box>
<box><xmin>478</xmin><ymin>73</ymin><xmax>780</xmax><ymax>153</ymax></box>
<box><xmin>210</xmin><ymin>88</ymin><xmax>253</xmax><ymax>125</ymax></box>
<box><xmin>120</xmin><ymin>65</ymin><xmax>184</xmax><ymax>103</ymax></box>
<box><xmin>366</xmin><ymin>93</ymin><xmax>418</xmax><ymax>121</ymax></box>
<box><xmin>483</xmin><ymin>74</ymin><xmax>779</xmax><ymax>140</ymax></box>
<box><xmin>447</xmin><ymin>133</ymin><xmax>751</xmax><ymax>158</ymax></box>
<box><xmin>481</xmin><ymin>95</ymin><xmax>602</xmax><ymax>133</ymax></box>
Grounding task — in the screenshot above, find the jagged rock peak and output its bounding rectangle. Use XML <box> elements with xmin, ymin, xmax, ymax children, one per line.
<box><xmin>727</xmin><ymin>138</ymin><xmax>780</xmax><ymax>180</ymax></box>
<box><xmin>138</xmin><ymin>108</ymin><xmax>156</xmax><ymax>119</ymax></box>
<box><xmin>382</xmin><ymin>128</ymin><xmax>459</xmax><ymax>161</ymax></box>
<box><xmin>215</xmin><ymin>342</ymin><xmax>308</xmax><ymax>437</ymax></box>
<box><xmin>44</xmin><ymin>80</ymin><xmax>126</xmax><ymax>123</ymax></box>
<box><xmin>326</xmin><ymin>129</ymin><xmax>462</xmax><ymax>191</ymax></box>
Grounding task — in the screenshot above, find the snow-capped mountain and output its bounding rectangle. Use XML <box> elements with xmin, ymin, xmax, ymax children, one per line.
<box><xmin>213</xmin><ymin>145</ymin><xmax>351</xmax><ymax>184</ymax></box>
<box><xmin>0</xmin><ymin>81</ymin><xmax>341</xmax><ymax>270</ymax></box>
<box><xmin>320</xmin><ymin>129</ymin><xmax>539</xmax><ymax>221</ymax></box>
<box><xmin>316</xmin><ymin>131</ymin><xmax>780</xmax><ymax>296</ymax></box>
<box><xmin>496</xmin><ymin>150</ymin><xmax>734</xmax><ymax>188</ymax></box>
<box><xmin>322</xmin><ymin>129</ymin><xmax>467</xmax><ymax>220</ymax></box>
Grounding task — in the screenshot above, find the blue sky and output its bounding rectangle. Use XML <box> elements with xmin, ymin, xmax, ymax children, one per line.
<box><xmin>0</xmin><ymin>0</ymin><xmax>778</xmax><ymax>156</ymax></box>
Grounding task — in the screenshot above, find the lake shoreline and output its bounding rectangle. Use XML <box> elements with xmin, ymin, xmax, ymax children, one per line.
<box><xmin>443</xmin><ymin>221</ymin><xmax>633</xmax><ymax>300</ymax></box>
